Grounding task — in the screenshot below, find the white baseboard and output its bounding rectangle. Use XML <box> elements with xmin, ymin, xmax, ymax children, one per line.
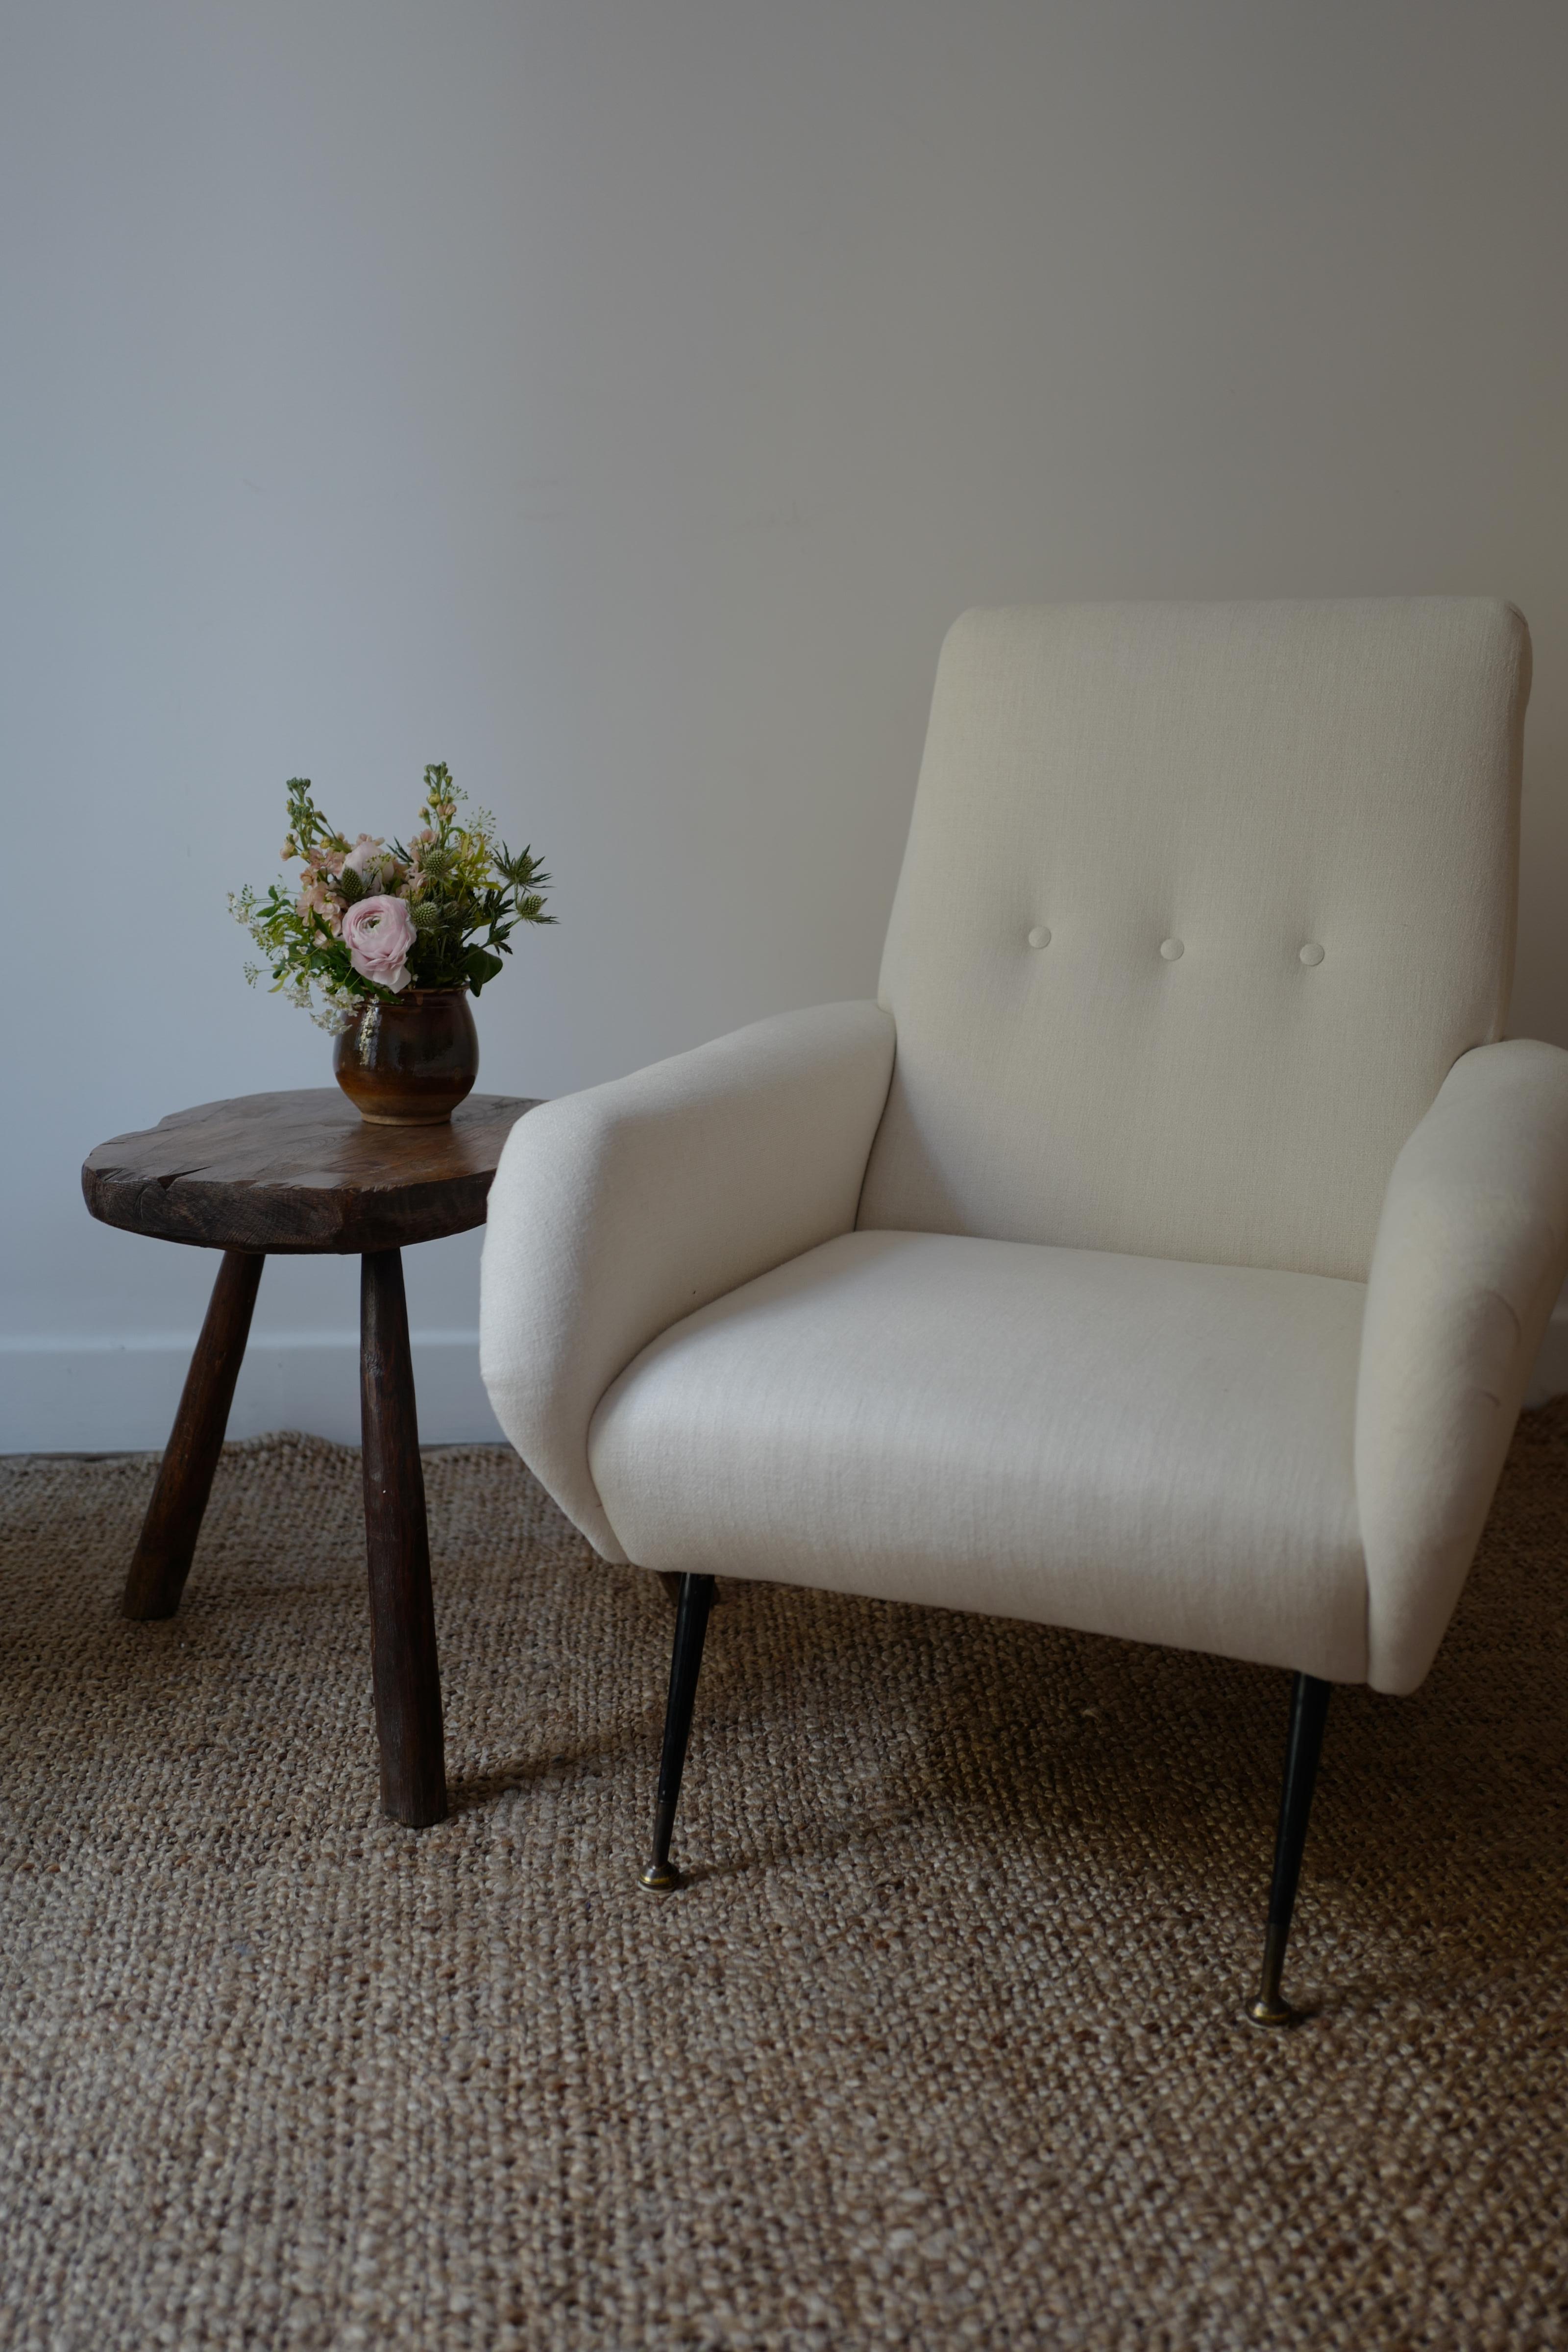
<box><xmin>7</xmin><ymin>1299</ymin><xmax>1568</xmax><ymax>1456</ymax></box>
<box><xmin>0</xmin><ymin>1331</ymin><xmax>502</xmax><ymax>1453</ymax></box>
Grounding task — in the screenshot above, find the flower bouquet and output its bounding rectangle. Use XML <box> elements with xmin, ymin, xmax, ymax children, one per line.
<box><xmin>231</xmin><ymin>764</ymin><xmax>553</xmax><ymax>1125</ymax></box>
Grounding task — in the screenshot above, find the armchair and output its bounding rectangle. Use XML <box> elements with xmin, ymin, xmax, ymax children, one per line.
<box><xmin>481</xmin><ymin>597</ymin><xmax>1568</xmax><ymax>2022</ymax></box>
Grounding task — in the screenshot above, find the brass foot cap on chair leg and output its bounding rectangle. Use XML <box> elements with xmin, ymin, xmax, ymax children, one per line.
<box><xmin>638</xmin><ymin>1859</ymin><xmax>680</xmax><ymax>1896</ymax></box>
<box><xmin>1245</xmin><ymin>1992</ymin><xmax>1301</xmax><ymax>2028</ymax></box>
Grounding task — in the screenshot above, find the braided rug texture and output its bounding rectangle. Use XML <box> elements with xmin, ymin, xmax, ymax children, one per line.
<box><xmin>1</xmin><ymin>1415</ymin><xmax>1566</xmax><ymax>2352</ymax></box>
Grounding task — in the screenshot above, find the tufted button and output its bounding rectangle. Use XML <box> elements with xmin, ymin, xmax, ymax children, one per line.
<box><xmin>1159</xmin><ymin>938</ymin><xmax>1184</xmax><ymax>961</ymax></box>
<box><xmin>1299</xmin><ymin>942</ymin><xmax>1325</xmax><ymax>966</ymax></box>
<box><xmin>1027</xmin><ymin>926</ymin><xmax>1052</xmax><ymax>949</ymax></box>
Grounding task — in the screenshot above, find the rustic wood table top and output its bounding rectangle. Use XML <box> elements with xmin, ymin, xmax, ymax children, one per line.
<box><xmin>81</xmin><ymin>1087</ymin><xmax>539</xmax><ymax>1255</ymax></box>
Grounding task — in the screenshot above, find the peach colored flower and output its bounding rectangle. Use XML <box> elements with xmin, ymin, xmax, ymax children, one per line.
<box><xmin>342</xmin><ymin>894</ymin><xmax>416</xmax><ymax>992</ymax></box>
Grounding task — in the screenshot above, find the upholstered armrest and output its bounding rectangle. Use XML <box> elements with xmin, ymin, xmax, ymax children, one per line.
<box><xmin>1357</xmin><ymin>1039</ymin><xmax>1568</xmax><ymax>1694</ymax></box>
<box><xmin>479</xmin><ymin>1001</ymin><xmax>897</xmax><ymax>1560</ymax></box>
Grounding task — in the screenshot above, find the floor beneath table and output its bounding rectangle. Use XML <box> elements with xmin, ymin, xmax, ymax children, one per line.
<box><xmin>2</xmin><ymin>1421</ymin><xmax>1567</xmax><ymax>2351</ymax></box>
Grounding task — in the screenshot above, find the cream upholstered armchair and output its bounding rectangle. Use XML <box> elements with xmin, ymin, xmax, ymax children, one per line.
<box><xmin>480</xmin><ymin>598</ymin><xmax>1568</xmax><ymax>2023</ymax></box>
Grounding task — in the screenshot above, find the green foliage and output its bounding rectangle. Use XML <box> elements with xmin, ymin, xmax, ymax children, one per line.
<box><xmin>229</xmin><ymin>765</ymin><xmax>554</xmax><ymax>1032</ymax></box>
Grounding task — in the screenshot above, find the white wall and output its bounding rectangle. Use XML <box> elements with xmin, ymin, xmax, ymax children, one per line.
<box><xmin>4</xmin><ymin>0</ymin><xmax>1568</xmax><ymax>1449</ymax></box>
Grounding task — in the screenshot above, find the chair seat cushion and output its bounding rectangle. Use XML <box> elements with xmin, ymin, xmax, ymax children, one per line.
<box><xmin>589</xmin><ymin>1231</ymin><xmax>1369</xmax><ymax>1682</ymax></box>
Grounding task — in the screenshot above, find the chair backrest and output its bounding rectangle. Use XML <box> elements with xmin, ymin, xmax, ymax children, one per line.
<box><xmin>856</xmin><ymin>598</ymin><xmax>1529</xmax><ymax>1281</ymax></box>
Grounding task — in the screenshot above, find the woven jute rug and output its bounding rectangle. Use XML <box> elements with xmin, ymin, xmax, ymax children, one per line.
<box><xmin>2</xmin><ymin>1413</ymin><xmax>1567</xmax><ymax>2352</ymax></box>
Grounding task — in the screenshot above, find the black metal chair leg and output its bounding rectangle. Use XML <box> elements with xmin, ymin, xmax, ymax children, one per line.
<box><xmin>1247</xmin><ymin>1671</ymin><xmax>1332</xmax><ymax>2026</ymax></box>
<box><xmin>638</xmin><ymin>1573</ymin><xmax>716</xmax><ymax>1895</ymax></box>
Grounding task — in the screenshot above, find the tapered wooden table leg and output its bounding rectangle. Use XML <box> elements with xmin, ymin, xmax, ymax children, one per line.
<box><xmin>122</xmin><ymin>1250</ymin><xmax>265</xmax><ymax>1621</ymax></box>
<box><xmin>360</xmin><ymin>1248</ymin><xmax>447</xmax><ymax>1828</ymax></box>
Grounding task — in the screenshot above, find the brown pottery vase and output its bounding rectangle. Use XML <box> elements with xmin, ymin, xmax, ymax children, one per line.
<box><xmin>333</xmin><ymin>987</ymin><xmax>479</xmax><ymax>1126</ymax></box>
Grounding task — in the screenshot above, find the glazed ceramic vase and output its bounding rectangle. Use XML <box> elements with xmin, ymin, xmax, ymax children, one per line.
<box><xmin>333</xmin><ymin>987</ymin><xmax>479</xmax><ymax>1125</ymax></box>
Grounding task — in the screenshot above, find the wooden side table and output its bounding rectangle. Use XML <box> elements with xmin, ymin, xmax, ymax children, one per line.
<box><xmin>81</xmin><ymin>1088</ymin><xmax>537</xmax><ymax>1828</ymax></box>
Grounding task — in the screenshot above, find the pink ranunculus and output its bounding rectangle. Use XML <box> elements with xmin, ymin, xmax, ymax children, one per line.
<box><xmin>343</xmin><ymin>833</ymin><xmax>389</xmax><ymax>885</ymax></box>
<box><xmin>342</xmin><ymin>894</ymin><xmax>416</xmax><ymax>992</ymax></box>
